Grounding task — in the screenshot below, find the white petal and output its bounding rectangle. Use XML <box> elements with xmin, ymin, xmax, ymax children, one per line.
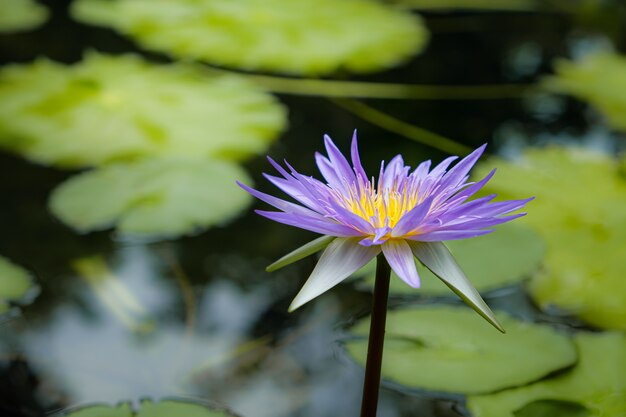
<box><xmin>382</xmin><ymin>240</ymin><xmax>420</xmax><ymax>287</ymax></box>
<box><xmin>289</xmin><ymin>238</ymin><xmax>380</xmax><ymax>312</ymax></box>
<box><xmin>266</xmin><ymin>235</ymin><xmax>335</xmax><ymax>272</ymax></box>
<box><xmin>409</xmin><ymin>241</ymin><xmax>504</xmax><ymax>333</ymax></box>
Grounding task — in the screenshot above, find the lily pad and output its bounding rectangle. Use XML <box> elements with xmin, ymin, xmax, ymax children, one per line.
<box><xmin>467</xmin><ymin>332</ymin><xmax>626</xmax><ymax>417</ymax></box>
<box><xmin>49</xmin><ymin>158</ymin><xmax>252</xmax><ymax>238</ymax></box>
<box><xmin>0</xmin><ymin>256</ymin><xmax>36</xmax><ymax>315</ymax></box>
<box><xmin>58</xmin><ymin>399</ymin><xmax>237</xmax><ymax>417</ymax></box>
<box><xmin>0</xmin><ymin>0</ymin><xmax>49</xmax><ymax>32</ymax></box>
<box><xmin>358</xmin><ymin>223</ymin><xmax>544</xmax><ymax>296</ymax></box>
<box><xmin>345</xmin><ymin>306</ymin><xmax>576</xmax><ymax>394</ymax></box>
<box><xmin>71</xmin><ymin>0</ymin><xmax>428</xmax><ymax>76</ymax></box>
<box><xmin>546</xmin><ymin>53</ymin><xmax>626</xmax><ymax>132</ymax></box>
<box><xmin>0</xmin><ymin>52</ymin><xmax>287</xmax><ymax>168</ymax></box>
<box><xmin>474</xmin><ymin>146</ymin><xmax>626</xmax><ymax>330</ymax></box>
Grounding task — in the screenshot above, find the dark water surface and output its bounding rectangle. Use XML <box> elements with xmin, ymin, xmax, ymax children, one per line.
<box><xmin>1</xmin><ymin>1</ymin><xmax>624</xmax><ymax>417</ymax></box>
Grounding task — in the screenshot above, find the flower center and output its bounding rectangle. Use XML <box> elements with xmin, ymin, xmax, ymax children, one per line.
<box><xmin>342</xmin><ymin>181</ymin><xmax>419</xmax><ymax>229</ymax></box>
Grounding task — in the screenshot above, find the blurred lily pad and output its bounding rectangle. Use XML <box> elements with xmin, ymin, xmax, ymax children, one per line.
<box><xmin>58</xmin><ymin>399</ymin><xmax>237</xmax><ymax>417</ymax></box>
<box><xmin>0</xmin><ymin>53</ymin><xmax>286</xmax><ymax>168</ymax></box>
<box><xmin>467</xmin><ymin>331</ymin><xmax>626</xmax><ymax>417</ymax></box>
<box><xmin>0</xmin><ymin>256</ymin><xmax>36</xmax><ymax>315</ymax></box>
<box><xmin>358</xmin><ymin>223</ymin><xmax>544</xmax><ymax>296</ymax></box>
<box><xmin>71</xmin><ymin>0</ymin><xmax>428</xmax><ymax>76</ymax></box>
<box><xmin>546</xmin><ymin>53</ymin><xmax>626</xmax><ymax>132</ymax></box>
<box><xmin>475</xmin><ymin>146</ymin><xmax>626</xmax><ymax>330</ymax></box>
<box><xmin>345</xmin><ymin>306</ymin><xmax>576</xmax><ymax>394</ymax></box>
<box><xmin>0</xmin><ymin>0</ymin><xmax>49</xmax><ymax>32</ymax></box>
<box><xmin>49</xmin><ymin>158</ymin><xmax>252</xmax><ymax>238</ymax></box>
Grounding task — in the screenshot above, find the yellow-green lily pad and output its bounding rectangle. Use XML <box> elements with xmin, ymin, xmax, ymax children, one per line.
<box><xmin>345</xmin><ymin>306</ymin><xmax>576</xmax><ymax>394</ymax></box>
<box><xmin>357</xmin><ymin>223</ymin><xmax>544</xmax><ymax>296</ymax></box>
<box><xmin>71</xmin><ymin>0</ymin><xmax>428</xmax><ymax>76</ymax></box>
<box><xmin>474</xmin><ymin>146</ymin><xmax>626</xmax><ymax>330</ymax></box>
<box><xmin>0</xmin><ymin>52</ymin><xmax>287</xmax><ymax>168</ymax></box>
<box><xmin>467</xmin><ymin>332</ymin><xmax>626</xmax><ymax>417</ymax></box>
<box><xmin>0</xmin><ymin>0</ymin><xmax>49</xmax><ymax>33</ymax></box>
<box><xmin>0</xmin><ymin>256</ymin><xmax>36</xmax><ymax>315</ymax></box>
<box><xmin>57</xmin><ymin>399</ymin><xmax>237</xmax><ymax>417</ymax></box>
<box><xmin>545</xmin><ymin>52</ymin><xmax>626</xmax><ymax>132</ymax></box>
<box><xmin>49</xmin><ymin>158</ymin><xmax>252</xmax><ymax>239</ymax></box>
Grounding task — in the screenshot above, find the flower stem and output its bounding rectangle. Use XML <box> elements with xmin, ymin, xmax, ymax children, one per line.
<box><xmin>360</xmin><ymin>253</ymin><xmax>391</xmax><ymax>417</ymax></box>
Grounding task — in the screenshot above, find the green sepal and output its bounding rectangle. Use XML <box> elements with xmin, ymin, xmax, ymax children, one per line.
<box><xmin>409</xmin><ymin>241</ymin><xmax>504</xmax><ymax>333</ymax></box>
<box><xmin>266</xmin><ymin>235</ymin><xmax>335</xmax><ymax>272</ymax></box>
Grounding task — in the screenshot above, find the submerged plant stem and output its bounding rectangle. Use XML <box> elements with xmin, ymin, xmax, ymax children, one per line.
<box><xmin>205</xmin><ymin>67</ymin><xmax>530</xmax><ymax>100</ymax></box>
<box><xmin>360</xmin><ymin>253</ymin><xmax>392</xmax><ymax>417</ymax></box>
<box><xmin>332</xmin><ymin>98</ymin><xmax>473</xmax><ymax>156</ymax></box>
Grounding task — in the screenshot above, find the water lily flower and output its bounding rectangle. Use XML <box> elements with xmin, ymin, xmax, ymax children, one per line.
<box><xmin>238</xmin><ymin>132</ymin><xmax>532</xmax><ymax>330</ymax></box>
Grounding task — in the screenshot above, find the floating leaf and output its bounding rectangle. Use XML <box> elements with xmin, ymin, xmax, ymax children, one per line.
<box><xmin>0</xmin><ymin>53</ymin><xmax>286</xmax><ymax>168</ymax></box>
<box><xmin>468</xmin><ymin>332</ymin><xmax>626</xmax><ymax>417</ymax></box>
<box><xmin>58</xmin><ymin>399</ymin><xmax>237</xmax><ymax>417</ymax></box>
<box><xmin>475</xmin><ymin>147</ymin><xmax>626</xmax><ymax>330</ymax></box>
<box><xmin>358</xmin><ymin>223</ymin><xmax>544</xmax><ymax>296</ymax></box>
<box><xmin>49</xmin><ymin>158</ymin><xmax>252</xmax><ymax>238</ymax></box>
<box><xmin>0</xmin><ymin>0</ymin><xmax>49</xmax><ymax>32</ymax></box>
<box><xmin>345</xmin><ymin>306</ymin><xmax>576</xmax><ymax>394</ymax></box>
<box><xmin>546</xmin><ymin>53</ymin><xmax>626</xmax><ymax>132</ymax></box>
<box><xmin>0</xmin><ymin>256</ymin><xmax>36</xmax><ymax>315</ymax></box>
<box><xmin>71</xmin><ymin>0</ymin><xmax>428</xmax><ymax>76</ymax></box>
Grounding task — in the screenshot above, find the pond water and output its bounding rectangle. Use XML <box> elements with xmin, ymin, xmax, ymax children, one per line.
<box><xmin>1</xmin><ymin>1</ymin><xmax>625</xmax><ymax>417</ymax></box>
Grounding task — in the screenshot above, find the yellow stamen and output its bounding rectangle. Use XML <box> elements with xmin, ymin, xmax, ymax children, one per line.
<box><xmin>341</xmin><ymin>182</ymin><xmax>419</xmax><ymax>229</ymax></box>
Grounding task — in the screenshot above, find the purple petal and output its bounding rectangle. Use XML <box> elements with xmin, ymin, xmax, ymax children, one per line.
<box><xmin>410</xmin><ymin>229</ymin><xmax>494</xmax><ymax>241</ymax></box>
<box><xmin>391</xmin><ymin>196</ymin><xmax>434</xmax><ymax>237</ymax></box>
<box><xmin>237</xmin><ymin>181</ymin><xmax>317</xmax><ymax>216</ymax></box>
<box><xmin>463</xmin><ymin>197</ymin><xmax>534</xmax><ymax>218</ymax></box>
<box><xmin>323</xmin><ymin>134</ymin><xmax>356</xmax><ymax>186</ymax></box>
<box><xmin>350</xmin><ymin>130</ymin><xmax>368</xmax><ymax>182</ymax></box>
<box><xmin>289</xmin><ymin>238</ymin><xmax>380</xmax><ymax>311</ymax></box>
<box><xmin>325</xmin><ymin>200</ymin><xmax>375</xmax><ymax>234</ymax></box>
<box><xmin>267</xmin><ymin>156</ymin><xmax>293</xmax><ymax>179</ymax></box>
<box><xmin>440</xmin><ymin>144</ymin><xmax>487</xmax><ymax>190</ymax></box>
<box><xmin>315</xmin><ymin>152</ymin><xmax>346</xmax><ymax>192</ymax></box>
<box><xmin>263</xmin><ymin>173</ymin><xmax>324</xmax><ymax>212</ymax></box>
<box><xmin>442</xmin><ymin>213</ymin><xmax>527</xmax><ymax>230</ymax></box>
<box><xmin>256</xmin><ymin>210</ymin><xmax>361</xmax><ymax>237</ymax></box>
<box><xmin>411</xmin><ymin>160</ymin><xmax>432</xmax><ymax>183</ymax></box>
<box><xmin>381</xmin><ymin>155</ymin><xmax>405</xmax><ymax>190</ymax></box>
<box><xmin>446</xmin><ymin>169</ymin><xmax>497</xmax><ymax>206</ymax></box>
<box><xmin>382</xmin><ymin>240</ymin><xmax>420</xmax><ymax>287</ymax></box>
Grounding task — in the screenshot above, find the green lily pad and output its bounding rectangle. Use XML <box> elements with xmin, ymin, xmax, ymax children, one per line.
<box><xmin>0</xmin><ymin>256</ymin><xmax>36</xmax><ymax>315</ymax></box>
<box><xmin>0</xmin><ymin>0</ymin><xmax>49</xmax><ymax>32</ymax></box>
<box><xmin>545</xmin><ymin>53</ymin><xmax>626</xmax><ymax>132</ymax></box>
<box><xmin>474</xmin><ymin>146</ymin><xmax>626</xmax><ymax>330</ymax></box>
<box><xmin>357</xmin><ymin>223</ymin><xmax>544</xmax><ymax>296</ymax></box>
<box><xmin>49</xmin><ymin>158</ymin><xmax>252</xmax><ymax>239</ymax></box>
<box><xmin>71</xmin><ymin>0</ymin><xmax>428</xmax><ymax>76</ymax></box>
<box><xmin>0</xmin><ymin>52</ymin><xmax>286</xmax><ymax>168</ymax></box>
<box><xmin>58</xmin><ymin>399</ymin><xmax>237</xmax><ymax>417</ymax></box>
<box><xmin>467</xmin><ymin>332</ymin><xmax>626</xmax><ymax>417</ymax></box>
<box><xmin>345</xmin><ymin>306</ymin><xmax>576</xmax><ymax>394</ymax></box>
